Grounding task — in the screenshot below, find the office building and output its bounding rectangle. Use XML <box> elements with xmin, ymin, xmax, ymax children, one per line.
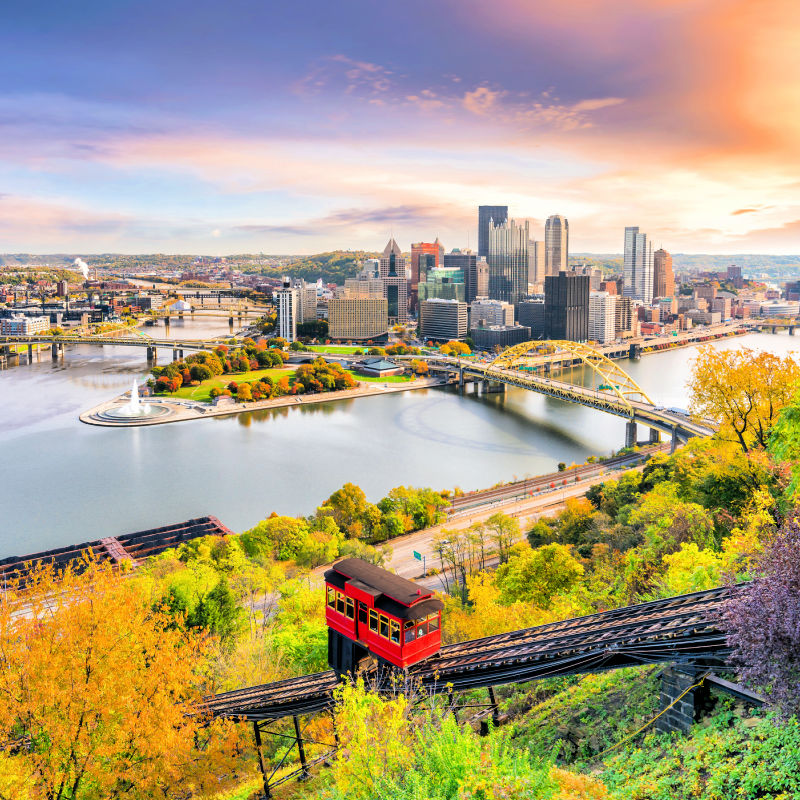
<box><xmin>328</xmin><ymin>298</ymin><xmax>388</xmax><ymax>341</ymax></box>
<box><xmin>56</xmin><ymin>280</ymin><xmax>68</xmax><ymax>297</ymax></box>
<box><xmin>476</xmin><ymin>258</ymin><xmax>489</xmax><ymax>298</ymax></box>
<box><xmin>544</xmin><ymin>215</ymin><xmax>569</xmax><ymax>277</ymax></box>
<box><xmin>517</xmin><ymin>299</ymin><xmax>546</xmax><ymax>338</ymax></box>
<box><xmin>529</xmin><ymin>240</ymin><xmax>545</xmax><ymax>287</ymax></box>
<box><xmin>470</xmin><ymin>298</ymin><xmax>515</xmax><ymax>328</ymax></box>
<box><xmin>276</xmin><ymin>277</ymin><xmax>299</xmax><ymax>342</ymax></box>
<box><xmin>727</xmin><ymin>264</ymin><xmax>743</xmax><ymax>289</ymax></box>
<box><xmin>444</xmin><ymin>251</ymin><xmax>481</xmax><ymax>303</ymax></box>
<box><xmin>615</xmin><ymin>296</ymin><xmax>637</xmax><ymax>337</ymax></box>
<box><xmin>343</xmin><ymin>276</ymin><xmax>384</xmax><ymax>298</ymax></box>
<box><xmin>0</xmin><ymin>314</ymin><xmax>51</xmax><ymax>335</ymax></box>
<box><xmin>653</xmin><ymin>248</ymin><xmax>675</xmax><ymax>299</ymax></box>
<box><xmin>293</xmin><ymin>279</ymin><xmax>318</xmax><ymax>324</ymax></box>
<box><xmin>410</xmin><ymin>240</ymin><xmax>444</xmax><ymax>312</ymax></box>
<box><xmin>379</xmin><ymin>238</ymin><xmax>408</xmax><ymax>324</ymax></box>
<box><xmin>478</xmin><ymin>205</ymin><xmax>508</xmax><ymax>258</ymax></box>
<box><xmin>623</xmin><ymin>226</ymin><xmax>654</xmax><ymax>303</ymax></box>
<box><xmin>588</xmin><ymin>291</ymin><xmax>616</xmax><ymax>344</ymax></box>
<box><xmin>420</xmin><ymin>299</ymin><xmax>468</xmax><ymax>341</ymax></box>
<box><xmin>417</xmin><ymin>266</ymin><xmax>466</xmax><ymax>302</ymax></box>
<box><xmin>472</xmin><ymin>325</ymin><xmax>531</xmax><ymax>350</ymax></box>
<box><xmin>488</xmin><ymin>218</ymin><xmax>529</xmax><ymax>307</ymax></box>
<box><xmin>544</xmin><ymin>271</ymin><xmax>589</xmax><ymax>341</ymax></box>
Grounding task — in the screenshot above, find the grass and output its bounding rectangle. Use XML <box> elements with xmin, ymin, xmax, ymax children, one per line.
<box><xmin>303</xmin><ymin>344</ymin><xmax>366</xmax><ymax>354</ymax></box>
<box><xmin>165</xmin><ymin>367</ymin><xmax>294</xmax><ymax>403</ymax></box>
<box><xmin>344</xmin><ymin>369</ymin><xmax>413</xmax><ymax>383</ymax></box>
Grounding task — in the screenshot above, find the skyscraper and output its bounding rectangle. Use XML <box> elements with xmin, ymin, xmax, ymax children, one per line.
<box><xmin>487</xmin><ymin>218</ymin><xmax>529</xmax><ymax>307</ymax></box>
<box><xmin>379</xmin><ymin>238</ymin><xmax>408</xmax><ymax>323</ymax></box>
<box><xmin>653</xmin><ymin>248</ymin><xmax>675</xmax><ymax>299</ymax></box>
<box><xmin>444</xmin><ymin>251</ymin><xmax>479</xmax><ymax>303</ymax></box>
<box><xmin>478</xmin><ymin>205</ymin><xmax>508</xmax><ymax>258</ymax></box>
<box><xmin>544</xmin><ymin>271</ymin><xmax>588</xmax><ymax>341</ymax></box>
<box><xmin>623</xmin><ymin>226</ymin><xmax>654</xmax><ymax>303</ymax></box>
<box><xmin>588</xmin><ymin>291</ymin><xmax>616</xmax><ymax>343</ymax></box>
<box><xmin>544</xmin><ymin>215</ymin><xmax>569</xmax><ymax>277</ymax></box>
<box><xmin>529</xmin><ymin>240</ymin><xmax>545</xmax><ymax>286</ymax></box>
<box><xmin>276</xmin><ymin>277</ymin><xmax>298</xmax><ymax>342</ymax></box>
<box><xmin>410</xmin><ymin>239</ymin><xmax>444</xmax><ymax>313</ymax></box>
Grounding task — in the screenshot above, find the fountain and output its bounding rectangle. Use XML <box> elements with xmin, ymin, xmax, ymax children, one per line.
<box><xmin>93</xmin><ymin>379</ymin><xmax>173</xmax><ymax>423</ymax></box>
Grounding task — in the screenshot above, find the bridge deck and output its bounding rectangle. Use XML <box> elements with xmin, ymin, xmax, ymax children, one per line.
<box><xmin>203</xmin><ymin>585</ymin><xmax>738</xmax><ymax>721</ymax></box>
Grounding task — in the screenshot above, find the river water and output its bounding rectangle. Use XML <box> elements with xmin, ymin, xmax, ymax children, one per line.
<box><xmin>0</xmin><ymin>320</ymin><xmax>796</xmax><ymax>557</ymax></box>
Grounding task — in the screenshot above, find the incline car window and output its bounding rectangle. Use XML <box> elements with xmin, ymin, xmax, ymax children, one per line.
<box><xmin>345</xmin><ymin>598</ymin><xmax>355</xmax><ymax>619</ymax></box>
<box><xmin>369</xmin><ymin>610</ymin><xmax>378</xmax><ymax>632</ymax></box>
<box><xmin>379</xmin><ymin>614</ymin><xmax>389</xmax><ymax>638</ymax></box>
<box><xmin>326</xmin><ymin>587</ymin><xmax>335</xmax><ymax>608</ymax></box>
<box><xmin>336</xmin><ymin>591</ymin><xmax>345</xmax><ymax>615</ymax></box>
<box><xmin>390</xmin><ymin>620</ymin><xmax>400</xmax><ymax>644</ymax></box>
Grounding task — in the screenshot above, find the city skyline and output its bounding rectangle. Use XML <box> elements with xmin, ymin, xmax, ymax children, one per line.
<box><xmin>1</xmin><ymin>1</ymin><xmax>800</xmax><ymax>255</ymax></box>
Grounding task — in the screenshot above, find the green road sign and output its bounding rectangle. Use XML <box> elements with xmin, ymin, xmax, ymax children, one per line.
<box><xmin>413</xmin><ymin>550</ymin><xmax>422</xmax><ymax>561</ymax></box>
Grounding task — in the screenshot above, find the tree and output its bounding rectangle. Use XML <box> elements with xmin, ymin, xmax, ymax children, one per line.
<box><xmin>324</xmin><ymin>482</ymin><xmax>370</xmax><ymax>537</ymax></box>
<box><xmin>190</xmin><ymin>363</ymin><xmax>213</xmax><ymax>382</ymax></box>
<box><xmin>485</xmin><ymin>512</ymin><xmax>520</xmax><ymax>564</ymax></box>
<box><xmin>440</xmin><ymin>341</ymin><xmax>471</xmax><ymax>356</ymax></box>
<box><xmin>236</xmin><ymin>383</ymin><xmax>252</xmax><ymax>401</ymax></box>
<box><xmin>723</xmin><ymin>515</ymin><xmax>800</xmax><ymax>715</ymax></box>
<box><xmin>409</xmin><ymin>358</ymin><xmax>429</xmax><ymax>375</ymax></box>
<box><xmin>769</xmin><ymin>386</ymin><xmax>800</xmax><ymax>504</ymax></box>
<box><xmin>495</xmin><ymin>543</ymin><xmax>585</xmax><ymax>607</ymax></box>
<box><xmin>0</xmin><ymin>563</ymin><xmax>242</xmax><ymax>800</ymax></box>
<box><xmin>688</xmin><ymin>346</ymin><xmax>800</xmax><ymax>451</ymax></box>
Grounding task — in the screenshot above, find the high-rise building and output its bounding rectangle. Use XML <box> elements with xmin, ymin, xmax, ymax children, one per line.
<box><xmin>444</xmin><ymin>251</ymin><xmax>481</xmax><ymax>303</ymax></box>
<box><xmin>410</xmin><ymin>240</ymin><xmax>444</xmax><ymax>313</ymax></box>
<box><xmin>417</xmin><ymin>267</ymin><xmax>466</xmax><ymax>302</ymax></box>
<box><xmin>544</xmin><ymin>271</ymin><xmax>588</xmax><ymax>341</ymax></box>
<box><xmin>615</xmin><ymin>296</ymin><xmax>637</xmax><ymax>338</ymax></box>
<box><xmin>293</xmin><ymin>278</ymin><xmax>318</xmax><ymax>324</ymax></box>
<box><xmin>487</xmin><ymin>218</ymin><xmax>529</xmax><ymax>307</ymax></box>
<box><xmin>420</xmin><ymin>299</ymin><xmax>468</xmax><ymax>341</ymax></box>
<box><xmin>276</xmin><ymin>277</ymin><xmax>299</xmax><ymax>342</ymax></box>
<box><xmin>379</xmin><ymin>238</ymin><xmax>408</xmax><ymax>324</ymax></box>
<box><xmin>328</xmin><ymin>298</ymin><xmax>388</xmax><ymax>341</ymax></box>
<box><xmin>478</xmin><ymin>205</ymin><xmax>508</xmax><ymax>258</ymax></box>
<box><xmin>653</xmin><ymin>248</ymin><xmax>675</xmax><ymax>299</ymax></box>
<box><xmin>529</xmin><ymin>240</ymin><xmax>545</xmax><ymax>287</ymax></box>
<box><xmin>476</xmin><ymin>258</ymin><xmax>489</xmax><ymax>298</ymax></box>
<box><xmin>588</xmin><ymin>291</ymin><xmax>616</xmax><ymax>344</ymax></box>
<box><xmin>727</xmin><ymin>264</ymin><xmax>743</xmax><ymax>289</ymax></box>
<box><xmin>470</xmin><ymin>298</ymin><xmax>515</xmax><ymax>328</ymax></box>
<box><xmin>623</xmin><ymin>226</ymin><xmax>654</xmax><ymax>303</ymax></box>
<box><xmin>517</xmin><ymin>299</ymin><xmax>546</xmax><ymax>338</ymax></box>
<box><xmin>544</xmin><ymin>215</ymin><xmax>569</xmax><ymax>277</ymax></box>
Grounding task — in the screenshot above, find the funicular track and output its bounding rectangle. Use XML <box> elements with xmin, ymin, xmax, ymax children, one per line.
<box><xmin>204</xmin><ymin>584</ymin><xmax>739</xmax><ymax>722</ymax></box>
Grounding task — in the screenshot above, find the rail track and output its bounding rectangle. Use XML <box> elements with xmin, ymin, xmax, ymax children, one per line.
<box><xmin>203</xmin><ymin>584</ymin><xmax>739</xmax><ymax>722</ymax></box>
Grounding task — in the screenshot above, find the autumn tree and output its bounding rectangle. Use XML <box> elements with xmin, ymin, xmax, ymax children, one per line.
<box><xmin>0</xmin><ymin>562</ymin><xmax>243</xmax><ymax>800</ymax></box>
<box><xmin>688</xmin><ymin>346</ymin><xmax>800</xmax><ymax>451</ymax></box>
<box><xmin>485</xmin><ymin>511</ymin><xmax>520</xmax><ymax>564</ymax></box>
<box><xmin>495</xmin><ymin>542</ymin><xmax>585</xmax><ymax>607</ymax></box>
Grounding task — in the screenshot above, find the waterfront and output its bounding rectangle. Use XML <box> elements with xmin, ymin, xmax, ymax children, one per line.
<box><xmin>0</xmin><ymin>323</ymin><xmax>796</xmax><ymax>557</ymax></box>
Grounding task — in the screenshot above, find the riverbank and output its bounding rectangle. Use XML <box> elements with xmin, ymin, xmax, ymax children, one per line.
<box><xmin>79</xmin><ymin>375</ymin><xmax>448</xmax><ymax>427</ymax></box>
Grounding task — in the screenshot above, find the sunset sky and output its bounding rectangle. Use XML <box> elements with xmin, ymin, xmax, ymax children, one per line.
<box><xmin>2</xmin><ymin>0</ymin><xmax>799</xmax><ymax>254</ymax></box>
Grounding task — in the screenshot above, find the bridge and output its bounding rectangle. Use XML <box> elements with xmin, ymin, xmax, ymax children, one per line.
<box><xmin>0</xmin><ymin>333</ymin><xmax>229</xmax><ymax>363</ymax></box>
<box><xmin>421</xmin><ymin>341</ymin><xmax>715</xmax><ymax>448</ymax></box>
<box><xmin>746</xmin><ymin>317</ymin><xmax>799</xmax><ymax>334</ymax></box>
<box><xmin>204</xmin><ymin>584</ymin><xmax>752</xmax><ymax>796</ymax></box>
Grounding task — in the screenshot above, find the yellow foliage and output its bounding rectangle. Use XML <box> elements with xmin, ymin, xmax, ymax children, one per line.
<box><xmin>552</xmin><ymin>766</ymin><xmax>610</xmax><ymax>799</ymax></box>
<box><xmin>660</xmin><ymin>543</ymin><xmax>722</xmax><ymax>595</ymax></box>
<box><xmin>0</xmin><ymin>561</ymin><xmax>244</xmax><ymax>799</ymax></box>
<box><xmin>331</xmin><ymin>679</ymin><xmax>413</xmax><ymax>797</ymax></box>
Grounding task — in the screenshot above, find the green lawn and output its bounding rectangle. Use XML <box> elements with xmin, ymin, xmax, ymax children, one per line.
<box><xmin>165</xmin><ymin>367</ymin><xmax>294</xmax><ymax>403</ymax></box>
<box><xmin>345</xmin><ymin>369</ymin><xmax>413</xmax><ymax>383</ymax></box>
<box><xmin>304</xmin><ymin>344</ymin><xmax>366</xmax><ymax>354</ymax></box>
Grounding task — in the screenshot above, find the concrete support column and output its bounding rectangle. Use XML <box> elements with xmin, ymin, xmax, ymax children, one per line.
<box><xmin>164</xmin><ymin>315</ymin><xmax>170</xmax><ymax>327</ymax></box>
<box><xmin>655</xmin><ymin>667</ymin><xmax>711</xmax><ymax>734</ymax></box>
<box><xmin>172</xmin><ymin>349</ymin><xmax>178</xmax><ymax>361</ymax></box>
<box><xmin>178</xmin><ymin>349</ymin><xmax>184</xmax><ymax>359</ymax></box>
<box><xmin>51</xmin><ymin>343</ymin><xmax>59</xmax><ymax>360</ymax></box>
<box><xmin>27</xmin><ymin>344</ymin><xmax>33</xmax><ymax>364</ymax></box>
<box><xmin>625</xmin><ymin>420</ymin><xmax>637</xmax><ymax>449</ymax></box>
<box><xmin>671</xmin><ymin>426</ymin><xmax>679</xmax><ymax>454</ymax></box>
<box><xmin>649</xmin><ymin>428</ymin><xmax>661</xmax><ymax>444</ymax></box>
<box><xmin>458</xmin><ymin>368</ymin><xmax>464</xmax><ymax>390</ymax></box>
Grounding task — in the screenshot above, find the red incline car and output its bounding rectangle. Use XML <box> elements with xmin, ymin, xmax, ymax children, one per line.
<box><xmin>324</xmin><ymin>558</ymin><xmax>444</xmax><ymax>673</ymax></box>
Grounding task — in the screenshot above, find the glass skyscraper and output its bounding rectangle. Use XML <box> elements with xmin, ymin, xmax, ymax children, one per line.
<box><xmin>478</xmin><ymin>205</ymin><xmax>508</xmax><ymax>258</ymax></box>
<box><xmin>487</xmin><ymin>218</ymin><xmax>529</xmax><ymax>307</ymax></box>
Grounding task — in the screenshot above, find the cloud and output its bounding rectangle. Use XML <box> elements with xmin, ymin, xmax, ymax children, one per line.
<box><xmin>732</xmin><ymin>208</ymin><xmax>759</xmax><ymax>215</ymax></box>
<box><xmin>462</xmin><ymin>87</ymin><xmax>504</xmax><ymax>116</ymax></box>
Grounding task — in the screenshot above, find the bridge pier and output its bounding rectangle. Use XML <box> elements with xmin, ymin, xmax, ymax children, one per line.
<box><xmin>459</xmin><ymin>367</ymin><xmax>464</xmax><ymax>391</ymax></box>
<box><xmin>670</xmin><ymin>426</ymin><xmax>679</xmax><ymax>454</ymax></box>
<box><xmin>164</xmin><ymin>316</ymin><xmax>170</xmax><ymax>329</ymax></box>
<box><xmin>649</xmin><ymin>428</ymin><xmax>661</xmax><ymax>444</ymax></box>
<box><xmin>146</xmin><ymin>346</ymin><xmax>157</xmax><ymax>363</ymax></box>
<box><xmin>51</xmin><ymin>343</ymin><xmax>63</xmax><ymax>360</ymax></box>
<box><xmin>27</xmin><ymin>344</ymin><xmax>33</xmax><ymax>364</ymax></box>
<box><xmin>655</xmin><ymin>667</ymin><xmax>711</xmax><ymax>734</ymax></box>
<box><xmin>228</xmin><ymin>316</ymin><xmax>234</xmax><ymax>330</ymax></box>
<box><xmin>172</xmin><ymin>349</ymin><xmax>179</xmax><ymax>362</ymax></box>
<box><xmin>625</xmin><ymin>420</ymin><xmax>637</xmax><ymax>449</ymax></box>
<box><xmin>790</xmin><ymin>326</ymin><xmax>795</xmax><ymax>336</ymax></box>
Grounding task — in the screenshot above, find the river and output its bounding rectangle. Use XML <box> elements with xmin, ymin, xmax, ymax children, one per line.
<box><xmin>0</xmin><ymin>321</ymin><xmax>796</xmax><ymax>557</ymax></box>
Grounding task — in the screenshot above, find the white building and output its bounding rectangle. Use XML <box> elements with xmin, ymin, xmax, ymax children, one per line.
<box><xmin>470</xmin><ymin>298</ymin><xmax>515</xmax><ymax>328</ymax></box>
<box><xmin>292</xmin><ymin>279</ymin><xmax>318</xmax><ymax>324</ymax></box>
<box><xmin>420</xmin><ymin>299</ymin><xmax>468</xmax><ymax>341</ymax></box>
<box><xmin>588</xmin><ymin>291</ymin><xmax>617</xmax><ymax>344</ymax></box>
<box><xmin>276</xmin><ymin>277</ymin><xmax>299</xmax><ymax>342</ymax></box>
<box><xmin>623</xmin><ymin>226</ymin><xmax>654</xmax><ymax>304</ymax></box>
<box><xmin>0</xmin><ymin>314</ymin><xmax>51</xmax><ymax>335</ymax></box>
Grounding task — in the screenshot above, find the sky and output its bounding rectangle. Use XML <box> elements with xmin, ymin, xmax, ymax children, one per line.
<box><xmin>1</xmin><ymin>0</ymin><xmax>799</xmax><ymax>255</ymax></box>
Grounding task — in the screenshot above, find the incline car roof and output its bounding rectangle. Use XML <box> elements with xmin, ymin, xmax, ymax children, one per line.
<box><xmin>325</xmin><ymin>558</ymin><xmax>434</xmax><ymax>607</ymax></box>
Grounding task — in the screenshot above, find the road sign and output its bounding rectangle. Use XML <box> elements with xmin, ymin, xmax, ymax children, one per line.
<box><xmin>413</xmin><ymin>550</ymin><xmax>422</xmax><ymax>561</ymax></box>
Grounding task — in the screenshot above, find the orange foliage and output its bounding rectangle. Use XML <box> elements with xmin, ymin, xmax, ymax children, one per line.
<box><xmin>0</xmin><ymin>561</ymin><xmax>244</xmax><ymax>799</ymax></box>
<box><xmin>552</xmin><ymin>766</ymin><xmax>609</xmax><ymax>799</ymax></box>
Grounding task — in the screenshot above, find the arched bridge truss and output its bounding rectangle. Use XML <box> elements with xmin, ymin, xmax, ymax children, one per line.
<box><xmin>490</xmin><ymin>340</ymin><xmax>655</xmax><ymax>414</ymax></box>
